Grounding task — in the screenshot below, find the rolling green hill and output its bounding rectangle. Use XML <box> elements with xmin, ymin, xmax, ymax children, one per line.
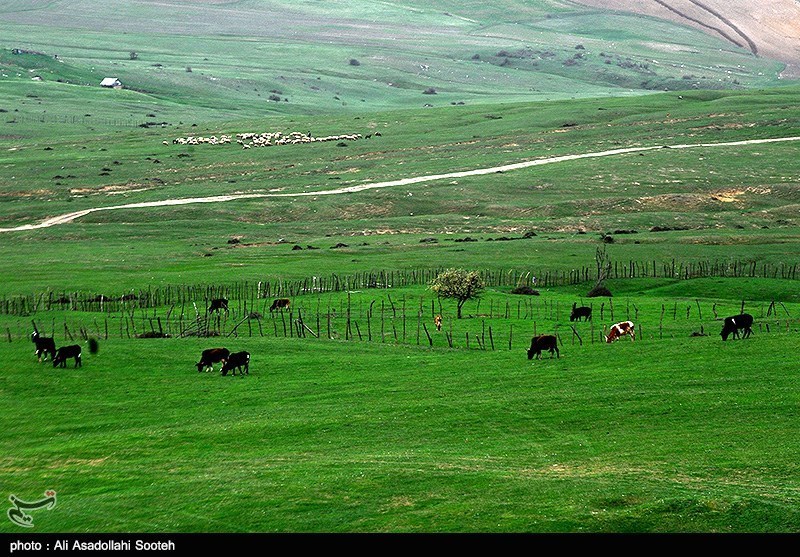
<box><xmin>0</xmin><ymin>0</ymin><xmax>786</xmax><ymax>121</ymax></box>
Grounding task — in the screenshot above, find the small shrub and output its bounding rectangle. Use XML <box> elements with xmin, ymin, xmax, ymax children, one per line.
<box><xmin>511</xmin><ymin>286</ymin><xmax>540</xmax><ymax>296</ymax></box>
<box><xmin>586</xmin><ymin>285</ymin><xmax>613</xmax><ymax>298</ymax></box>
<box><xmin>349</xmin><ymin>58</ymin><xmax>360</xmax><ymax>66</ymax></box>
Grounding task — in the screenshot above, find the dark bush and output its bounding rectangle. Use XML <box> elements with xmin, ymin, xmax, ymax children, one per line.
<box><xmin>511</xmin><ymin>286</ymin><xmax>540</xmax><ymax>296</ymax></box>
<box><xmin>586</xmin><ymin>285</ymin><xmax>613</xmax><ymax>298</ymax></box>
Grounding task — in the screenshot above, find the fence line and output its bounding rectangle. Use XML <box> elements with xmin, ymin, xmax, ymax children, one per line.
<box><xmin>8</xmin><ymin>294</ymin><xmax>798</xmax><ymax>355</ymax></box>
<box><xmin>1</xmin><ymin>259</ymin><xmax>798</xmax><ymax>317</ymax></box>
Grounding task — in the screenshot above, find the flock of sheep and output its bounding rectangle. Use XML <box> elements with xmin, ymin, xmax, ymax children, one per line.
<box><xmin>167</xmin><ymin>131</ymin><xmax>367</xmax><ymax>149</ymax></box>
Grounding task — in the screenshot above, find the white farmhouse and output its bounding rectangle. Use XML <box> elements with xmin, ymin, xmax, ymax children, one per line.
<box><xmin>100</xmin><ymin>77</ymin><xmax>122</xmax><ymax>88</ymax></box>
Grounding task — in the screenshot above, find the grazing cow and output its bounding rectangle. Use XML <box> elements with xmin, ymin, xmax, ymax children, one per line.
<box><xmin>570</xmin><ymin>303</ymin><xmax>592</xmax><ymax>322</ymax></box>
<box><xmin>720</xmin><ymin>313</ymin><xmax>753</xmax><ymax>341</ymax></box>
<box><xmin>196</xmin><ymin>347</ymin><xmax>230</xmax><ymax>373</ymax></box>
<box><xmin>221</xmin><ymin>351</ymin><xmax>250</xmax><ymax>376</ymax></box>
<box><xmin>31</xmin><ymin>331</ymin><xmax>57</xmax><ymax>362</ymax></box>
<box><xmin>52</xmin><ymin>345</ymin><xmax>82</xmax><ymax>368</ymax></box>
<box><xmin>527</xmin><ymin>335</ymin><xmax>560</xmax><ymax>360</ymax></box>
<box><xmin>606</xmin><ymin>321</ymin><xmax>635</xmax><ymax>343</ymax></box>
<box><xmin>434</xmin><ymin>314</ymin><xmax>443</xmax><ymax>331</ymax></box>
<box><xmin>269</xmin><ymin>298</ymin><xmax>291</xmax><ymax>312</ymax></box>
<box><xmin>208</xmin><ymin>298</ymin><xmax>229</xmax><ymax>314</ymax></box>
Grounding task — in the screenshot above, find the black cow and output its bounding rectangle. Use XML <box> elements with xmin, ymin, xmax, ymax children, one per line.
<box><xmin>721</xmin><ymin>313</ymin><xmax>753</xmax><ymax>341</ymax></box>
<box><xmin>208</xmin><ymin>298</ymin><xmax>229</xmax><ymax>314</ymax></box>
<box><xmin>269</xmin><ymin>298</ymin><xmax>290</xmax><ymax>312</ymax></box>
<box><xmin>196</xmin><ymin>348</ymin><xmax>230</xmax><ymax>372</ymax></box>
<box><xmin>53</xmin><ymin>345</ymin><xmax>82</xmax><ymax>368</ymax></box>
<box><xmin>31</xmin><ymin>331</ymin><xmax>57</xmax><ymax>362</ymax></box>
<box><xmin>570</xmin><ymin>303</ymin><xmax>592</xmax><ymax>322</ymax></box>
<box><xmin>527</xmin><ymin>335</ymin><xmax>560</xmax><ymax>360</ymax></box>
<box><xmin>221</xmin><ymin>351</ymin><xmax>250</xmax><ymax>376</ymax></box>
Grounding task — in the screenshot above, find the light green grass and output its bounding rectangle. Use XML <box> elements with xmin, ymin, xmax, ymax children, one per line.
<box><xmin>0</xmin><ymin>0</ymin><xmax>785</xmax><ymax>121</ymax></box>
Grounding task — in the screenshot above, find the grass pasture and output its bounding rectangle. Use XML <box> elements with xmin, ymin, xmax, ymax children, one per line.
<box><xmin>1</xmin><ymin>0</ymin><xmax>800</xmax><ymax>534</ymax></box>
<box><xmin>1</xmin><ymin>324</ymin><xmax>799</xmax><ymax>532</ymax></box>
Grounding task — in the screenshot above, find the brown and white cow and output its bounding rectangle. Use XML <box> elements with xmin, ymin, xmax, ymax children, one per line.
<box><xmin>434</xmin><ymin>314</ymin><xmax>442</xmax><ymax>331</ymax></box>
<box><xmin>606</xmin><ymin>321</ymin><xmax>635</xmax><ymax>343</ymax></box>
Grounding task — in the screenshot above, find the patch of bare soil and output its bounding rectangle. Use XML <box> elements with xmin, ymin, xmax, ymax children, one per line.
<box><xmin>69</xmin><ymin>183</ymin><xmax>157</xmax><ymax>196</ymax></box>
<box><xmin>0</xmin><ymin>189</ymin><xmax>54</xmax><ymax>198</ymax></box>
<box><xmin>571</xmin><ymin>0</ymin><xmax>800</xmax><ymax>77</ymax></box>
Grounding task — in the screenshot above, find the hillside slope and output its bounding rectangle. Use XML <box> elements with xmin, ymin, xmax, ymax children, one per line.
<box><xmin>571</xmin><ymin>0</ymin><xmax>800</xmax><ymax>77</ymax></box>
<box><xmin>0</xmin><ymin>0</ymin><xmax>790</xmax><ymax>118</ymax></box>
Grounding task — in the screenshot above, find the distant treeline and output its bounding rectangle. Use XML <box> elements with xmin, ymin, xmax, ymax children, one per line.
<box><xmin>1</xmin><ymin>259</ymin><xmax>798</xmax><ymax>317</ymax></box>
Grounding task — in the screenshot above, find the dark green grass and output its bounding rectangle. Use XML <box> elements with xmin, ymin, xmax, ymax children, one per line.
<box><xmin>1</xmin><ymin>330</ymin><xmax>798</xmax><ymax>532</ymax></box>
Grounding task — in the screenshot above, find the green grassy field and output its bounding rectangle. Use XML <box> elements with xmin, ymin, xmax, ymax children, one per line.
<box><xmin>1</xmin><ymin>0</ymin><xmax>799</xmax><ymax>534</ymax></box>
<box><xmin>2</xmin><ymin>325</ymin><xmax>799</xmax><ymax>532</ymax></box>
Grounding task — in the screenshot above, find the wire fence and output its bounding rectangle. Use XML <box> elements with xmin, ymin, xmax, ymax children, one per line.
<box><xmin>1</xmin><ymin>259</ymin><xmax>798</xmax><ymax>317</ymax></box>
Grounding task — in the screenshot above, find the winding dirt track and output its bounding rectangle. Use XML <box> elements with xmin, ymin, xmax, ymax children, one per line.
<box><xmin>2</xmin><ymin>135</ymin><xmax>799</xmax><ymax>233</ymax></box>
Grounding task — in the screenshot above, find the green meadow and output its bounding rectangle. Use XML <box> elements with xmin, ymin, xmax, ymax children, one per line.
<box><xmin>0</xmin><ymin>0</ymin><xmax>799</xmax><ymax>533</ymax></box>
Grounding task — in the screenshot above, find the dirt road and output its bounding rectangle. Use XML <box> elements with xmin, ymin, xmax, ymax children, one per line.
<box><xmin>2</xmin><ymin>135</ymin><xmax>798</xmax><ymax>233</ymax></box>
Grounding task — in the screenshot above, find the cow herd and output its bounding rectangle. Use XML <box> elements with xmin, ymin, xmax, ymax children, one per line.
<box><xmin>29</xmin><ymin>297</ymin><xmax>757</xmax><ymax>373</ymax></box>
<box><xmin>526</xmin><ymin>309</ymin><xmax>754</xmax><ymax>361</ymax></box>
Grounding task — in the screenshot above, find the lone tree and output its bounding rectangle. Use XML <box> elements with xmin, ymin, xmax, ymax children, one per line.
<box><xmin>587</xmin><ymin>245</ymin><xmax>613</xmax><ymax>297</ymax></box>
<box><xmin>429</xmin><ymin>268</ymin><xmax>485</xmax><ymax>319</ymax></box>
